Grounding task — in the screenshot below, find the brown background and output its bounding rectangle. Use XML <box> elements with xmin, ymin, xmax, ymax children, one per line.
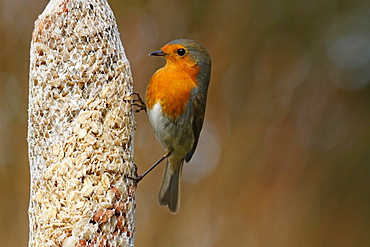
<box><xmin>1</xmin><ymin>0</ymin><xmax>370</xmax><ymax>246</ymax></box>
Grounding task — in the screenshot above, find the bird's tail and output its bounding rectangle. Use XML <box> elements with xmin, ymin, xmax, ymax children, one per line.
<box><xmin>158</xmin><ymin>159</ymin><xmax>183</xmax><ymax>214</ymax></box>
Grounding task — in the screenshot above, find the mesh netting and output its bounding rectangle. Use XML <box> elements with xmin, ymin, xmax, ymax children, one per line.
<box><xmin>28</xmin><ymin>0</ymin><xmax>136</xmax><ymax>246</ymax></box>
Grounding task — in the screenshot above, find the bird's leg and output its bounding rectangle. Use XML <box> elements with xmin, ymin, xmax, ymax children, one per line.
<box><xmin>128</xmin><ymin>92</ymin><xmax>146</xmax><ymax>113</ymax></box>
<box><xmin>129</xmin><ymin>149</ymin><xmax>172</xmax><ymax>184</ymax></box>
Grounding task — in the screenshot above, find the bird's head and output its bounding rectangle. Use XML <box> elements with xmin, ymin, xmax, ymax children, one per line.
<box><xmin>150</xmin><ymin>39</ymin><xmax>211</xmax><ymax>71</ymax></box>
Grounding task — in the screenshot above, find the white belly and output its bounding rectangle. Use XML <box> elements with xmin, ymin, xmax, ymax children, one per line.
<box><xmin>147</xmin><ymin>102</ymin><xmax>194</xmax><ymax>157</ymax></box>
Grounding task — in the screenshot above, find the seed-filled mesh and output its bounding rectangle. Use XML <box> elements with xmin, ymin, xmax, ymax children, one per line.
<box><xmin>28</xmin><ymin>0</ymin><xmax>136</xmax><ymax>246</ymax></box>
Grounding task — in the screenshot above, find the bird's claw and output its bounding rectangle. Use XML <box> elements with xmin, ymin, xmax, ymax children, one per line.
<box><xmin>126</xmin><ymin>163</ymin><xmax>144</xmax><ymax>185</ymax></box>
<box><xmin>124</xmin><ymin>92</ymin><xmax>147</xmax><ymax>113</ymax></box>
<box><xmin>127</xmin><ymin>174</ymin><xmax>144</xmax><ymax>185</ymax></box>
<box><xmin>131</xmin><ymin>92</ymin><xmax>147</xmax><ymax>113</ymax></box>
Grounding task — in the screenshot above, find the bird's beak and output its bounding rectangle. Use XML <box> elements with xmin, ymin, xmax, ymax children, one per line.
<box><xmin>149</xmin><ymin>50</ymin><xmax>167</xmax><ymax>56</ymax></box>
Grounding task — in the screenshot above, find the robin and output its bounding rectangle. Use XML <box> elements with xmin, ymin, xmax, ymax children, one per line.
<box><xmin>133</xmin><ymin>39</ymin><xmax>211</xmax><ymax>214</ymax></box>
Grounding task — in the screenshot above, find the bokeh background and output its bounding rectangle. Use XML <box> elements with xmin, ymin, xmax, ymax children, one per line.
<box><xmin>1</xmin><ymin>0</ymin><xmax>370</xmax><ymax>246</ymax></box>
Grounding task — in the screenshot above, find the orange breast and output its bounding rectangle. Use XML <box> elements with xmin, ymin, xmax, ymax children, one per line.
<box><xmin>146</xmin><ymin>60</ymin><xmax>199</xmax><ymax>119</ymax></box>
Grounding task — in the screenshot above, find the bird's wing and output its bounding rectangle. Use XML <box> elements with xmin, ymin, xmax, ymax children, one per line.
<box><xmin>185</xmin><ymin>87</ymin><xmax>206</xmax><ymax>162</ymax></box>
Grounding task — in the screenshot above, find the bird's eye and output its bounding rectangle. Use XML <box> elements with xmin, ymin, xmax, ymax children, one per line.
<box><xmin>177</xmin><ymin>48</ymin><xmax>186</xmax><ymax>56</ymax></box>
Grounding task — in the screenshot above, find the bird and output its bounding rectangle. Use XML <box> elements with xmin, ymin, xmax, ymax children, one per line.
<box><xmin>141</xmin><ymin>39</ymin><xmax>212</xmax><ymax>214</ymax></box>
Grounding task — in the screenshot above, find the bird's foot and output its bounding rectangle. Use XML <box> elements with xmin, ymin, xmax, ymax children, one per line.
<box><xmin>126</xmin><ymin>164</ymin><xmax>144</xmax><ymax>185</ymax></box>
<box><xmin>124</xmin><ymin>92</ymin><xmax>147</xmax><ymax>113</ymax></box>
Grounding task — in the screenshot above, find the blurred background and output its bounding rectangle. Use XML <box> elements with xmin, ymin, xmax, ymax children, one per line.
<box><xmin>1</xmin><ymin>0</ymin><xmax>370</xmax><ymax>246</ymax></box>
